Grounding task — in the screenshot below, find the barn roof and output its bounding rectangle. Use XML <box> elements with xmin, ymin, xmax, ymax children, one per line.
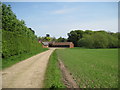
<box><xmin>42</xmin><ymin>42</ymin><xmax>49</xmax><ymax>46</ymax></box>
<box><xmin>52</xmin><ymin>42</ymin><xmax>73</xmax><ymax>45</ymax></box>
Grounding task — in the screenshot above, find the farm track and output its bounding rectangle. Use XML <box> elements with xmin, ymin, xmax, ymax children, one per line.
<box><xmin>58</xmin><ymin>59</ymin><xmax>79</xmax><ymax>88</ymax></box>
<box><xmin>2</xmin><ymin>48</ymin><xmax>55</xmax><ymax>88</ymax></box>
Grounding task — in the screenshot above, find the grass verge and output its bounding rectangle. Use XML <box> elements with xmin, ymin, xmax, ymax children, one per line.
<box><xmin>2</xmin><ymin>48</ymin><xmax>48</xmax><ymax>69</ymax></box>
<box><xmin>44</xmin><ymin>50</ymin><xmax>65</xmax><ymax>88</ymax></box>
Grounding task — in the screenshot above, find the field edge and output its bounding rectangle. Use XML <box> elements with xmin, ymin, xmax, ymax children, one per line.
<box><xmin>43</xmin><ymin>49</ymin><xmax>65</xmax><ymax>88</ymax></box>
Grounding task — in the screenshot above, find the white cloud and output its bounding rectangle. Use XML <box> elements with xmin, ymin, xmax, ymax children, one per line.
<box><xmin>52</xmin><ymin>8</ymin><xmax>77</xmax><ymax>14</ymax></box>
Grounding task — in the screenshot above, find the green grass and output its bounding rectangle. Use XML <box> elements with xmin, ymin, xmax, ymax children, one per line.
<box><xmin>56</xmin><ymin>48</ymin><xmax>118</xmax><ymax>88</ymax></box>
<box><xmin>2</xmin><ymin>47</ymin><xmax>48</xmax><ymax>69</ymax></box>
<box><xmin>44</xmin><ymin>50</ymin><xmax>65</xmax><ymax>88</ymax></box>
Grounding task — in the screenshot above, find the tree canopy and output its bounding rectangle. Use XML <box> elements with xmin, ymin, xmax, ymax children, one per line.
<box><xmin>67</xmin><ymin>30</ymin><xmax>119</xmax><ymax>48</ymax></box>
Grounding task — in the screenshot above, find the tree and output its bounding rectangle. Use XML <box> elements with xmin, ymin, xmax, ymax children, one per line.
<box><xmin>46</xmin><ymin>34</ymin><xmax>50</xmax><ymax>37</ymax></box>
<box><xmin>107</xmin><ymin>34</ymin><xmax>118</xmax><ymax>48</ymax></box>
<box><xmin>45</xmin><ymin>37</ymin><xmax>51</xmax><ymax>41</ymax></box>
<box><xmin>92</xmin><ymin>32</ymin><xmax>108</xmax><ymax>48</ymax></box>
<box><xmin>68</xmin><ymin>29</ymin><xmax>119</xmax><ymax>48</ymax></box>
<box><xmin>78</xmin><ymin>34</ymin><xmax>94</xmax><ymax>48</ymax></box>
<box><xmin>51</xmin><ymin>37</ymin><xmax>56</xmax><ymax>42</ymax></box>
<box><xmin>84</xmin><ymin>30</ymin><xmax>93</xmax><ymax>35</ymax></box>
<box><xmin>57</xmin><ymin>37</ymin><xmax>67</xmax><ymax>42</ymax></box>
<box><xmin>29</xmin><ymin>28</ymin><xmax>35</xmax><ymax>34</ymax></box>
<box><xmin>67</xmin><ymin>30</ymin><xmax>84</xmax><ymax>46</ymax></box>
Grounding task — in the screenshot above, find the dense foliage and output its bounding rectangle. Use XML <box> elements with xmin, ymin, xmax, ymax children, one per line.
<box><xmin>56</xmin><ymin>37</ymin><xmax>67</xmax><ymax>42</ymax></box>
<box><xmin>68</xmin><ymin>30</ymin><xmax>120</xmax><ymax>48</ymax></box>
<box><xmin>2</xmin><ymin>3</ymin><xmax>46</xmax><ymax>59</ymax></box>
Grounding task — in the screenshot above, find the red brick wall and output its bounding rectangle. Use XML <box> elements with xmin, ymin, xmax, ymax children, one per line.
<box><xmin>42</xmin><ymin>42</ymin><xmax>74</xmax><ymax>48</ymax></box>
<box><xmin>42</xmin><ymin>45</ymin><xmax>48</xmax><ymax>48</ymax></box>
<box><xmin>70</xmin><ymin>43</ymin><xmax>74</xmax><ymax>48</ymax></box>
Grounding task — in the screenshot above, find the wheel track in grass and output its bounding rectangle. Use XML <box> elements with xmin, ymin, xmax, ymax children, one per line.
<box><xmin>58</xmin><ymin>59</ymin><xmax>79</xmax><ymax>88</ymax></box>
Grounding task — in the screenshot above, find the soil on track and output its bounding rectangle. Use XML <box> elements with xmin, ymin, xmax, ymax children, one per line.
<box><xmin>58</xmin><ymin>59</ymin><xmax>79</xmax><ymax>88</ymax></box>
<box><xmin>2</xmin><ymin>48</ymin><xmax>55</xmax><ymax>88</ymax></box>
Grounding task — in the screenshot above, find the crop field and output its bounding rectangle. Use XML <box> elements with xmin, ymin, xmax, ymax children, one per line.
<box><xmin>56</xmin><ymin>48</ymin><xmax>118</xmax><ymax>88</ymax></box>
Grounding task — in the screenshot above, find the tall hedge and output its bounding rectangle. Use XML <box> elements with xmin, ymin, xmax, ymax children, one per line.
<box><xmin>2</xmin><ymin>3</ymin><xmax>44</xmax><ymax>59</ymax></box>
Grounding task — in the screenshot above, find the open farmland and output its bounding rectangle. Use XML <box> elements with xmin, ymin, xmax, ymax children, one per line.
<box><xmin>56</xmin><ymin>48</ymin><xmax>118</xmax><ymax>88</ymax></box>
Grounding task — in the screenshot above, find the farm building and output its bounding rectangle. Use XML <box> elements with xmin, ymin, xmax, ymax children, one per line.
<box><xmin>51</xmin><ymin>42</ymin><xmax>74</xmax><ymax>48</ymax></box>
<box><xmin>42</xmin><ymin>42</ymin><xmax>49</xmax><ymax>48</ymax></box>
<box><xmin>41</xmin><ymin>42</ymin><xmax>74</xmax><ymax>48</ymax></box>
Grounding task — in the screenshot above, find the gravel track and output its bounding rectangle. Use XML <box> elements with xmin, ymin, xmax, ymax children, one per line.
<box><xmin>2</xmin><ymin>48</ymin><xmax>55</xmax><ymax>88</ymax></box>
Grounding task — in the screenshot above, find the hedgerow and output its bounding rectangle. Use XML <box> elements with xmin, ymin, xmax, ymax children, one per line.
<box><xmin>2</xmin><ymin>3</ymin><xmax>46</xmax><ymax>59</ymax></box>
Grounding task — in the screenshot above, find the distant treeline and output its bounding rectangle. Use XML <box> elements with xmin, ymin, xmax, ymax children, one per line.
<box><xmin>39</xmin><ymin>30</ymin><xmax>120</xmax><ymax>48</ymax></box>
<box><xmin>67</xmin><ymin>30</ymin><xmax>120</xmax><ymax>48</ymax></box>
<box><xmin>2</xmin><ymin>3</ymin><xmax>45</xmax><ymax>59</ymax></box>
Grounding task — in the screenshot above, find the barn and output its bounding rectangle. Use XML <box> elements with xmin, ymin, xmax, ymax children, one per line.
<box><xmin>50</xmin><ymin>42</ymin><xmax>74</xmax><ymax>48</ymax></box>
<box><xmin>42</xmin><ymin>42</ymin><xmax>49</xmax><ymax>48</ymax></box>
<box><xmin>42</xmin><ymin>42</ymin><xmax>74</xmax><ymax>48</ymax></box>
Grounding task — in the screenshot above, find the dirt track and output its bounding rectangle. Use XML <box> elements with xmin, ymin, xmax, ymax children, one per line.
<box><xmin>59</xmin><ymin>60</ymin><xmax>79</xmax><ymax>88</ymax></box>
<box><xmin>2</xmin><ymin>48</ymin><xmax>55</xmax><ymax>88</ymax></box>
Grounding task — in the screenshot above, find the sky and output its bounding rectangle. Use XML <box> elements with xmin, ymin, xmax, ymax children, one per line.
<box><xmin>2</xmin><ymin>0</ymin><xmax>120</xmax><ymax>2</ymax></box>
<box><xmin>4</xmin><ymin>2</ymin><xmax>118</xmax><ymax>38</ymax></box>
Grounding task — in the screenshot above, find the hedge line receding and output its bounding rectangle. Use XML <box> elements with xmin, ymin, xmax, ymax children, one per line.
<box><xmin>2</xmin><ymin>3</ymin><xmax>47</xmax><ymax>61</ymax></box>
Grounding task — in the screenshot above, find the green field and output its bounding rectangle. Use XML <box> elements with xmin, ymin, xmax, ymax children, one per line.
<box><xmin>56</xmin><ymin>48</ymin><xmax>118</xmax><ymax>88</ymax></box>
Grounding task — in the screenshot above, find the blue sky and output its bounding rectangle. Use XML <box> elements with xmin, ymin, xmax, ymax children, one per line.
<box><xmin>4</xmin><ymin>2</ymin><xmax>118</xmax><ymax>38</ymax></box>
